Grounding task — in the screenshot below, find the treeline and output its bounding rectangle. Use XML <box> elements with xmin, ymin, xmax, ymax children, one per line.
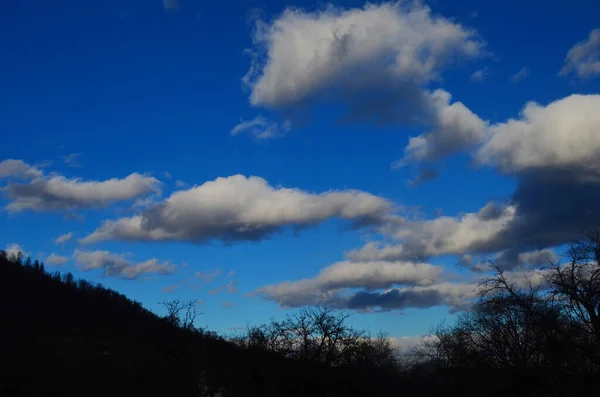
<box><xmin>0</xmin><ymin>250</ymin><xmax>405</xmax><ymax>397</ymax></box>
<box><xmin>411</xmin><ymin>230</ymin><xmax>600</xmax><ymax>396</ymax></box>
<box><xmin>3</xmin><ymin>231</ymin><xmax>600</xmax><ymax>396</ymax></box>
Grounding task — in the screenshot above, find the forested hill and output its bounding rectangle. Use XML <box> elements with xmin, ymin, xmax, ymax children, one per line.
<box><xmin>5</xmin><ymin>236</ymin><xmax>600</xmax><ymax>397</ymax></box>
<box><xmin>0</xmin><ymin>251</ymin><xmax>405</xmax><ymax>397</ymax></box>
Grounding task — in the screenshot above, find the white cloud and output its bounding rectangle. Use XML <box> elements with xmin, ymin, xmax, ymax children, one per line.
<box><xmin>231</xmin><ymin>116</ymin><xmax>290</xmax><ymax>139</ymax></box>
<box><xmin>3</xmin><ymin>172</ymin><xmax>161</xmax><ymax>213</ymax></box>
<box><xmin>257</xmin><ymin>243</ymin><xmax>557</xmax><ymax>311</ymax></box>
<box><xmin>347</xmin><ymin>204</ymin><xmax>516</xmax><ymax>262</ymax></box>
<box><xmin>399</xmin><ymin>89</ymin><xmax>487</xmax><ymax>164</ymax></box>
<box><xmin>46</xmin><ymin>253</ymin><xmax>69</xmax><ymax>266</ymax></box>
<box><xmin>243</xmin><ymin>2</ymin><xmax>485</xmax><ymax>162</ymax></box>
<box><xmin>255</xmin><ymin>260</ymin><xmax>442</xmax><ymax>306</ymax></box>
<box><xmin>476</xmin><ymin>94</ymin><xmax>600</xmax><ymax>176</ymax></box>
<box><xmin>470</xmin><ymin>66</ymin><xmax>488</xmax><ymax>82</ymax></box>
<box><xmin>81</xmin><ymin>174</ymin><xmax>393</xmax><ymax>244</ymax></box>
<box><xmin>53</xmin><ymin>232</ymin><xmax>73</xmax><ymax>245</ymax></box>
<box><xmin>346</xmin><ymin>242</ymin><xmax>407</xmax><ymax>262</ymax></box>
<box><xmin>0</xmin><ymin>159</ymin><xmax>43</xmax><ymax>179</ymax></box>
<box><xmin>4</xmin><ymin>243</ymin><xmax>28</xmax><ymax>259</ymax></box>
<box><xmin>244</xmin><ymin>2</ymin><xmax>482</xmax><ymax>108</ymax></box>
<box><xmin>253</xmin><ymin>261</ymin><xmax>450</xmax><ymax>309</ymax></box>
<box><xmin>258</xmin><ymin>276</ymin><xmax>479</xmax><ymax>312</ymax></box>
<box><xmin>73</xmin><ymin>249</ymin><xmax>176</xmax><ymax>279</ymax></box>
<box><xmin>510</xmin><ymin>66</ymin><xmax>529</xmax><ymax>82</ymax></box>
<box><xmin>559</xmin><ymin>28</ymin><xmax>600</xmax><ymax>78</ymax></box>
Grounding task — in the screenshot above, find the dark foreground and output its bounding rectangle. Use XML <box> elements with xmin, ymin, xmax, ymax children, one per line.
<box><xmin>3</xmin><ymin>234</ymin><xmax>600</xmax><ymax>397</ymax></box>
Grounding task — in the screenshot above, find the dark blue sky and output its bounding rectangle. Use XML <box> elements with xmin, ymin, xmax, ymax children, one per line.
<box><xmin>1</xmin><ymin>0</ymin><xmax>599</xmax><ymax>340</ymax></box>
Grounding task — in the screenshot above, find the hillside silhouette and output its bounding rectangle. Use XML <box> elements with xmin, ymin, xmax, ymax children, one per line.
<box><xmin>4</xmin><ymin>231</ymin><xmax>600</xmax><ymax>397</ymax></box>
<box><xmin>0</xmin><ymin>251</ymin><xmax>404</xmax><ymax>397</ymax></box>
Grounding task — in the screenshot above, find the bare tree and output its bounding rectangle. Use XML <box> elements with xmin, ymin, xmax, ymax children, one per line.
<box><xmin>235</xmin><ymin>306</ymin><xmax>367</xmax><ymax>367</ymax></box>
<box><xmin>418</xmin><ymin>262</ymin><xmax>572</xmax><ymax>371</ymax></box>
<box><xmin>546</xmin><ymin>230</ymin><xmax>600</xmax><ymax>339</ymax></box>
<box><xmin>158</xmin><ymin>299</ymin><xmax>202</xmax><ymax>330</ymax></box>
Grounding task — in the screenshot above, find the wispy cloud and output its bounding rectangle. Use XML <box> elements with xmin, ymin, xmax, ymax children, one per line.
<box><xmin>510</xmin><ymin>66</ymin><xmax>529</xmax><ymax>82</ymax></box>
<box><xmin>470</xmin><ymin>67</ymin><xmax>488</xmax><ymax>82</ymax></box>
<box><xmin>559</xmin><ymin>28</ymin><xmax>600</xmax><ymax>78</ymax></box>
<box><xmin>46</xmin><ymin>253</ymin><xmax>69</xmax><ymax>266</ymax></box>
<box><xmin>161</xmin><ymin>284</ymin><xmax>180</xmax><ymax>293</ymax></box>
<box><xmin>53</xmin><ymin>232</ymin><xmax>73</xmax><ymax>245</ymax></box>
<box><xmin>61</xmin><ymin>153</ymin><xmax>82</xmax><ymax>168</ymax></box>
<box><xmin>73</xmin><ymin>250</ymin><xmax>176</xmax><ymax>280</ymax></box>
<box><xmin>231</xmin><ymin>116</ymin><xmax>290</xmax><ymax>139</ymax></box>
<box><xmin>208</xmin><ymin>280</ymin><xmax>239</xmax><ymax>295</ymax></box>
<box><xmin>195</xmin><ymin>268</ymin><xmax>222</xmax><ymax>283</ymax></box>
<box><xmin>163</xmin><ymin>0</ymin><xmax>179</xmax><ymax>12</ymax></box>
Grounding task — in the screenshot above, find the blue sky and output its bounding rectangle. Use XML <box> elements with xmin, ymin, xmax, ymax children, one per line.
<box><xmin>1</xmin><ymin>0</ymin><xmax>600</xmax><ymax>342</ymax></box>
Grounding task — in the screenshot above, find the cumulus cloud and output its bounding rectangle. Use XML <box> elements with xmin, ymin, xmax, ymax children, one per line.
<box><xmin>73</xmin><ymin>250</ymin><xmax>176</xmax><ymax>279</ymax></box>
<box><xmin>231</xmin><ymin>116</ymin><xmax>290</xmax><ymax>139</ymax></box>
<box><xmin>258</xmin><ymin>276</ymin><xmax>479</xmax><ymax>312</ymax></box>
<box><xmin>387</xmin><ymin>84</ymin><xmax>600</xmax><ymax>269</ymax></box>
<box><xmin>81</xmin><ymin>174</ymin><xmax>393</xmax><ymax>244</ymax></box>
<box><xmin>347</xmin><ymin>204</ymin><xmax>516</xmax><ymax>263</ymax></box>
<box><xmin>346</xmin><ymin>180</ymin><xmax>598</xmax><ymax>272</ymax></box>
<box><xmin>398</xmin><ymin>89</ymin><xmax>487</xmax><ymax>164</ymax></box>
<box><xmin>476</xmin><ymin>94</ymin><xmax>600</xmax><ymax>176</ymax></box>
<box><xmin>53</xmin><ymin>232</ymin><xmax>73</xmax><ymax>245</ymax></box>
<box><xmin>243</xmin><ymin>1</ymin><xmax>485</xmax><ymax>162</ymax></box>
<box><xmin>256</xmin><ymin>250</ymin><xmax>556</xmax><ymax>311</ymax></box>
<box><xmin>510</xmin><ymin>66</ymin><xmax>529</xmax><ymax>82</ymax></box>
<box><xmin>3</xmin><ymin>172</ymin><xmax>161</xmax><ymax>213</ymax></box>
<box><xmin>46</xmin><ymin>253</ymin><xmax>69</xmax><ymax>266</ymax></box>
<box><xmin>351</xmin><ymin>175</ymin><xmax>600</xmax><ymax>271</ymax></box>
<box><xmin>221</xmin><ymin>301</ymin><xmax>235</xmax><ymax>308</ymax></box>
<box><xmin>0</xmin><ymin>159</ymin><xmax>43</xmax><ymax>180</ymax></box>
<box><xmin>245</xmin><ymin>2</ymin><xmax>482</xmax><ymax>108</ymax></box>
<box><xmin>255</xmin><ymin>259</ymin><xmax>448</xmax><ymax>309</ymax></box>
<box><xmin>559</xmin><ymin>28</ymin><xmax>600</xmax><ymax>78</ymax></box>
